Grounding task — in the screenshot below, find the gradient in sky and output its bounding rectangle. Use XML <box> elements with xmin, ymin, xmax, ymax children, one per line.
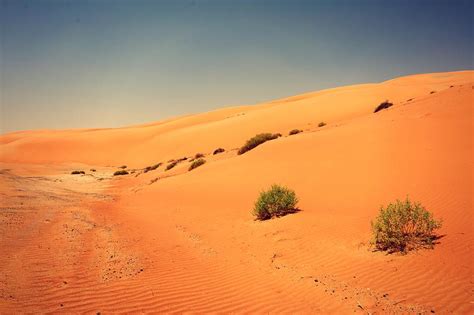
<box><xmin>0</xmin><ymin>0</ymin><xmax>472</xmax><ymax>133</ymax></box>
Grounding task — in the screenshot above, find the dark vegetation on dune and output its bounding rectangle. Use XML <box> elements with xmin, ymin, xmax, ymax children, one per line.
<box><xmin>189</xmin><ymin>158</ymin><xmax>206</xmax><ymax>171</ymax></box>
<box><xmin>166</xmin><ymin>161</ymin><xmax>178</xmax><ymax>171</ymax></box>
<box><xmin>289</xmin><ymin>129</ymin><xmax>302</xmax><ymax>135</ymax></box>
<box><xmin>213</xmin><ymin>148</ymin><xmax>225</xmax><ymax>155</ymax></box>
<box><xmin>113</xmin><ymin>170</ymin><xmax>129</xmax><ymax>176</ymax></box>
<box><xmin>71</xmin><ymin>170</ymin><xmax>85</xmax><ymax>175</ymax></box>
<box><xmin>374</xmin><ymin>100</ymin><xmax>393</xmax><ymax>113</ymax></box>
<box><xmin>144</xmin><ymin>163</ymin><xmax>162</xmax><ymax>173</ymax></box>
<box><xmin>238</xmin><ymin>133</ymin><xmax>281</xmax><ymax>155</ymax></box>
<box><xmin>318</xmin><ymin>122</ymin><xmax>326</xmax><ymax>127</ymax></box>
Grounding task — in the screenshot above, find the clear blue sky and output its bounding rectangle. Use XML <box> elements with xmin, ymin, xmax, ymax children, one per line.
<box><xmin>1</xmin><ymin>0</ymin><xmax>472</xmax><ymax>133</ymax></box>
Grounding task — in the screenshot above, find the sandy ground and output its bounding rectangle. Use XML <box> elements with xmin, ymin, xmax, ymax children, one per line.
<box><xmin>0</xmin><ymin>70</ymin><xmax>473</xmax><ymax>313</ymax></box>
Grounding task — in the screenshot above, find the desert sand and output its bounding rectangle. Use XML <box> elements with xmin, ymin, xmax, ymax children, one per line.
<box><xmin>0</xmin><ymin>70</ymin><xmax>472</xmax><ymax>313</ymax></box>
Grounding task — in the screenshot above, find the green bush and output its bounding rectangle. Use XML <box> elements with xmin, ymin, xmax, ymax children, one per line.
<box><xmin>238</xmin><ymin>133</ymin><xmax>280</xmax><ymax>155</ymax></box>
<box><xmin>113</xmin><ymin>170</ymin><xmax>129</xmax><ymax>176</ymax></box>
<box><xmin>253</xmin><ymin>185</ymin><xmax>299</xmax><ymax>220</ymax></box>
<box><xmin>289</xmin><ymin>129</ymin><xmax>302</xmax><ymax>135</ymax></box>
<box><xmin>189</xmin><ymin>158</ymin><xmax>206</xmax><ymax>171</ymax></box>
<box><xmin>71</xmin><ymin>170</ymin><xmax>85</xmax><ymax>175</ymax></box>
<box><xmin>318</xmin><ymin>122</ymin><xmax>326</xmax><ymax>127</ymax></box>
<box><xmin>371</xmin><ymin>197</ymin><xmax>442</xmax><ymax>253</ymax></box>
<box><xmin>166</xmin><ymin>161</ymin><xmax>178</xmax><ymax>171</ymax></box>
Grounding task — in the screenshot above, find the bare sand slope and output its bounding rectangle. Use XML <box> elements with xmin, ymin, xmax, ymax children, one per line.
<box><xmin>0</xmin><ymin>71</ymin><xmax>472</xmax><ymax>313</ymax></box>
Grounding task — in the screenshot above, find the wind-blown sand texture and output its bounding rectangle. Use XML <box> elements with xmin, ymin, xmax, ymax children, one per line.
<box><xmin>1</xmin><ymin>70</ymin><xmax>472</xmax><ymax>313</ymax></box>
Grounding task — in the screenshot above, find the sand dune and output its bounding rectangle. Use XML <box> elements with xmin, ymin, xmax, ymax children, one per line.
<box><xmin>0</xmin><ymin>70</ymin><xmax>473</xmax><ymax>313</ymax></box>
<box><xmin>1</xmin><ymin>70</ymin><xmax>472</xmax><ymax>167</ymax></box>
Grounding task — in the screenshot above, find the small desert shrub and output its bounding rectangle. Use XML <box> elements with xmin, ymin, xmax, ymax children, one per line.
<box><xmin>166</xmin><ymin>161</ymin><xmax>178</xmax><ymax>171</ymax></box>
<box><xmin>213</xmin><ymin>148</ymin><xmax>225</xmax><ymax>155</ymax></box>
<box><xmin>113</xmin><ymin>170</ymin><xmax>129</xmax><ymax>176</ymax></box>
<box><xmin>318</xmin><ymin>122</ymin><xmax>326</xmax><ymax>127</ymax></box>
<box><xmin>374</xmin><ymin>100</ymin><xmax>393</xmax><ymax>113</ymax></box>
<box><xmin>177</xmin><ymin>157</ymin><xmax>188</xmax><ymax>162</ymax></box>
<box><xmin>144</xmin><ymin>163</ymin><xmax>161</xmax><ymax>173</ymax></box>
<box><xmin>90</xmin><ymin>169</ymin><xmax>96</xmax><ymax>172</ymax></box>
<box><xmin>430</xmin><ymin>91</ymin><xmax>436</xmax><ymax>94</ymax></box>
<box><xmin>71</xmin><ymin>170</ymin><xmax>85</xmax><ymax>175</ymax></box>
<box><xmin>289</xmin><ymin>129</ymin><xmax>302</xmax><ymax>135</ymax></box>
<box><xmin>253</xmin><ymin>185</ymin><xmax>299</xmax><ymax>220</ymax></box>
<box><xmin>189</xmin><ymin>158</ymin><xmax>206</xmax><ymax>171</ymax></box>
<box><xmin>238</xmin><ymin>133</ymin><xmax>280</xmax><ymax>155</ymax></box>
<box><xmin>194</xmin><ymin>153</ymin><xmax>204</xmax><ymax>159</ymax></box>
<box><xmin>371</xmin><ymin>197</ymin><xmax>442</xmax><ymax>253</ymax></box>
<box><xmin>119</xmin><ymin>165</ymin><xmax>127</xmax><ymax>169</ymax></box>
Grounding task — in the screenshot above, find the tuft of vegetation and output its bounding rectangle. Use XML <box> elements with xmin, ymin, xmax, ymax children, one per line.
<box><xmin>430</xmin><ymin>91</ymin><xmax>436</xmax><ymax>94</ymax></box>
<box><xmin>238</xmin><ymin>133</ymin><xmax>280</xmax><ymax>155</ymax></box>
<box><xmin>189</xmin><ymin>158</ymin><xmax>206</xmax><ymax>171</ymax></box>
<box><xmin>177</xmin><ymin>157</ymin><xmax>188</xmax><ymax>162</ymax></box>
<box><xmin>71</xmin><ymin>170</ymin><xmax>85</xmax><ymax>175</ymax></box>
<box><xmin>374</xmin><ymin>100</ymin><xmax>393</xmax><ymax>113</ymax></box>
<box><xmin>119</xmin><ymin>165</ymin><xmax>127</xmax><ymax>169</ymax></box>
<box><xmin>166</xmin><ymin>161</ymin><xmax>178</xmax><ymax>171</ymax></box>
<box><xmin>318</xmin><ymin>122</ymin><xmax>326</xmax><ymax>127</ymax></box>
<box><xmin>113</xmin><ymin>170</ymin><xmax>129</xmax><ymax>176</ymax></box>
<box><xmin>289</xmin><ymin>129</ymin><xmax>302</xmax><ymax>135</ymax></box>
<box><xmin>213</xmin><ymin>148</ymin><xmax>225</xmax><ymax>155</ymax></box>
<box><xmin>90</xmin><ymin>169</ymin><xmax>96</xmax><ymax>172</ymax></box>
<box><xmin>371</xmin><ymin>197</ymin><xmax>442</xmax><ymax>254</ymax></box>
<box><xmin>194</xmin><ymin>153</ymin><xmax>205</xmax><ymax>159</ymax></box>
<box><xmin>144</xmin><ymin>163</ymin><xmax>162</xmax><ymax>173</ymax></box>
<box><xmin>253</xmin><ymin>184</ymin><xmax>299</xmax><ymax>220</ymax></box>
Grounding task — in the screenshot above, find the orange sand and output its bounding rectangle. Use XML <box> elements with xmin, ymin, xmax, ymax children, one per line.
<box><xmin>0</xmin><ymin>70</ymin><xmax>472</xmax><ymax>313</ymax></box>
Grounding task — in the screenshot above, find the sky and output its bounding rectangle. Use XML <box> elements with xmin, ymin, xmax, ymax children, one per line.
<box><xmin>0</xmin><ymin>0</ymin><xmax>472</xmax><ymax>133</ymax></box>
